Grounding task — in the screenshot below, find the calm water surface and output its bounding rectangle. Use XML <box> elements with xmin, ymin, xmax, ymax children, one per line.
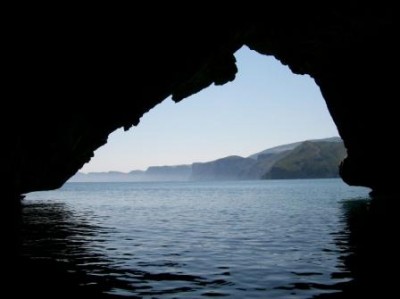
<box><xmin>22</xmin><ymin>179</ymin><xmax>373</xmax><ymax>298</ymax></box>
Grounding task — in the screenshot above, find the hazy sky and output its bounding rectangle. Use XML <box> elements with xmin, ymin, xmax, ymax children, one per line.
<box><xmin>81</xmin><ymin>46</ymin><xmax>338</xmax><ymax>173</ymax></box>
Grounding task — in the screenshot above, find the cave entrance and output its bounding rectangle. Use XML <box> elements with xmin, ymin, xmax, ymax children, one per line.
<box><xmin>79</xmin><ymin>46</ymin><xmax>338</xmax><ymax>178</ymax></box>
<box><xmin>25</xmin><ymin>47</ymin><xmax>368</xmax><ymax>299</ymax></box>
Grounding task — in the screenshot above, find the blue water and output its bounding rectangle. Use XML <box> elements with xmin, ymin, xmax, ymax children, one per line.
<box><xmin>24</xmin><ymin>179</ymin><xmax>370</xmax><ymax>298</ymax></box>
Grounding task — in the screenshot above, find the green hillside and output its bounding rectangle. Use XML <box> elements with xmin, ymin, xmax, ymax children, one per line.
<box><xmin>263</xmin><ymin>141</ymin><xmax>346</xmax><ymax>179</ymax></box>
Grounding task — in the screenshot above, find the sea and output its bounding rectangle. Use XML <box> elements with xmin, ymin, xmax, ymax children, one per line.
<box><xmin>18</xmin><ymin>179</ymin><xmax>392</xmax><ymax>298</ymax></box>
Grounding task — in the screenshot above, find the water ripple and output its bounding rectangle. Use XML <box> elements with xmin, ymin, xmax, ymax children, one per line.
<box><xmin>17</xmin><ymin>179</ymin><xmax>380</xmax><ymax>298</ymax></box>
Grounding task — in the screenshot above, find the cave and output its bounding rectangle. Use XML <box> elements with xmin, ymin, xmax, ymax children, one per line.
<box><xmin>5</xmin><ymin>6</ymin><xmax>398</xmax><ymax>298</ymax></box>
<box><xmin>81</xmin><ymin>46</ymin><xmax>337</xmax><ymax>175</ymax></box>
<box><xmin>6</xmin><ymin>6</ymin><xmax>396</xmax><ymax>201</ymax></box>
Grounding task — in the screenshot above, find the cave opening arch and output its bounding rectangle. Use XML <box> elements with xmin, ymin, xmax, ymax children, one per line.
<box><xmin>78</xmin><ymin>46</ymin><xmax>339</xmax><ymax>180</ymax></box>
<box><xmin>7</xmin><ymin>8</ymin><xmax>396</xmax><ymax>198</ymax></box>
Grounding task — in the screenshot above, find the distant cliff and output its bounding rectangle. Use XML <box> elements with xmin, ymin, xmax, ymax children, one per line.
<box><xmin>70</xmin><ymin>137</ymin><xmax>345</xmax><ymax>182</ymax></box>
<box><xmin>145</xmin><ymin>165</ymin><xmax>192</xmax><ymax>180</ymax></box>
<box><xmin>70</xmin><ymin>165</ymin><xmax>191</xmax><ymax>182</ymax></box>
<box><xmin>190</xmin><ymin>137</ymin><xmax>344</xmax><ymax>181</ymax></box>
<box><xmin>262</xmin><ymin>140</ymin><xmax>346</xmax><ymax>179</ymax></box>
<box><xmin>191</xmin><ymin>156</ymin><xmax>258</xmax><ymax>181</ymax></box>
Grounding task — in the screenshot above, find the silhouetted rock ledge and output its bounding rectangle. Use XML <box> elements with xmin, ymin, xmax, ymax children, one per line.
<box><xmin>4</xmin><ymin>5</ymin><xmax>398</xmax><ymax>200</ymax></box>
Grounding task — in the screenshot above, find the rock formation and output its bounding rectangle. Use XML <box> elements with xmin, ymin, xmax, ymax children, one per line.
<box><xmin>5</xmin><ymin>5</ymin><xmax>397</xmax><ymax>199</ymax></box>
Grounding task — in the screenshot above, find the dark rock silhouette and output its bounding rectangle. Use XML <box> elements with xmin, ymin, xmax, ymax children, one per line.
<box><xmin>5</xmin><ymin>6</ymin><xmax>397</xmax><ymax>199</ymax></box>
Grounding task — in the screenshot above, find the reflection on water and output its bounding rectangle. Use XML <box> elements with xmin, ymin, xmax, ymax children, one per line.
<box><xmin>13</xmin><ymin>181</ymin><xmax>396</xmax><ymax>298</ymax></box>
<box><xmin>16</xmin><ymin>202</ymin><xmax>232</xmax><ymax>298</ymax></box>
<box><xmin>15</xmin><ymin>202</ymin><xmax>118</xmax><ymax>297</ymax></box>
<box><xmin>315</xmin><ymin>198</ymin><xmax>398</xmax><ymax>298</ymax></box>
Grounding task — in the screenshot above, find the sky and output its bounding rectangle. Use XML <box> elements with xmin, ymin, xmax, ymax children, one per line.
<box><xmin>81</xmin><ymin>46</ymin><xmax>338</xmax><ymax>173</ymax></box>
